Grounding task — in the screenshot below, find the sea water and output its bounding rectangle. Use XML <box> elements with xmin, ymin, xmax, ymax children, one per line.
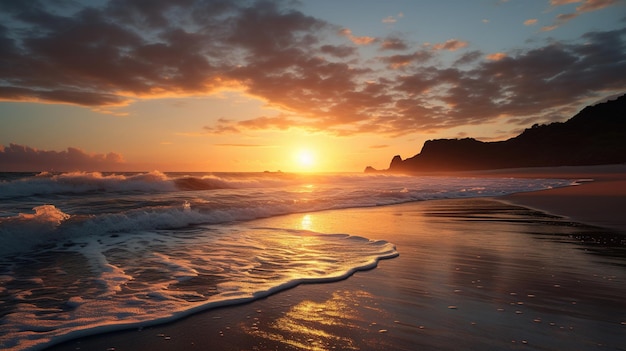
<box><xmin>0</xmin><ymin>171</ymin><xmax>572</xmax><ymax>350</ymax></box>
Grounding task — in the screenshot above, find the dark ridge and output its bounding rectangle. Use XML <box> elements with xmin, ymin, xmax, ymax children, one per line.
<box><xmin>365</xmin><ymin>94</ymin><xmax>626</xmax><ymax>173</ymax></box>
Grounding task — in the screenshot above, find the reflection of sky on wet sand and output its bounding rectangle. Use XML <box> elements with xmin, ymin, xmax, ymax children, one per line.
<box><xmin>252</xmin><ymin>198</ymin><xmax>625</xmax><ymax>350</ymax></box>
<box><xmin>245</xmin><ymin>290</ymin><xmax>377</xmax><ymax>351</ymax></box>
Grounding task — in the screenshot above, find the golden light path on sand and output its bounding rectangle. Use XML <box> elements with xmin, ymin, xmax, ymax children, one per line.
<box><xmin>246</xmin><ymin>291</ymin><xmax>364</xmax><ymax>350</ymax></box>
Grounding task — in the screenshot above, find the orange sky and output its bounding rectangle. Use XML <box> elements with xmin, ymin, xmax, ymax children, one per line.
<box><xmin>1</xmin><ymin>0</ymin><xmax>625</xmax><ymax>172</ymax></box>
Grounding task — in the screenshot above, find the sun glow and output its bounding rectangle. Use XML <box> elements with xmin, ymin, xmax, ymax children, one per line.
<box><xmin>294</xmin><ymin>149</ymin><xmax>316</xmax><ymax>171</ymax></box>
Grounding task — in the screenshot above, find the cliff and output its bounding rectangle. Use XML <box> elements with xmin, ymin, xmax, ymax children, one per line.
<box><xmin>372</xmin><ymin>94</ymin><xmax>626</xmax><ymax>173</ymax></box>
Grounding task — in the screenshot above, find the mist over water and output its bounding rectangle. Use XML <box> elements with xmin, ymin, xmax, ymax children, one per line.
<box><xmin>0</xmin><ymin>171</ymin><xmax>572</xmax><ymax>350</ymax></box>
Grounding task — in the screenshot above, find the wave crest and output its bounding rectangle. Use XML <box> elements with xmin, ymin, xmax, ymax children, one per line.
<box><xmin>0</xmin><ymin>205</ymin><xmax>71</xmax><ymax>255</ymax></box>
<box><xmin>0</xmin><ymin>171</ymin><xmax>176</xmax><ymax>199</ymax></box>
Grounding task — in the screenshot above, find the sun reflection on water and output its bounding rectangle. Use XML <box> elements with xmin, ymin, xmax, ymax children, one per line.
<box><xmin>300</xmin><ymin>214</ymin><xmax>313</xmax><ymax>231</ymax></box>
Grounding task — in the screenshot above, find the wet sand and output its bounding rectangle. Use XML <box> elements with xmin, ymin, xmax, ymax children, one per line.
<box><xmin>499</xmin><ymin>165</ymin><xmax>626</xmax><ymax>233</ymax></box>
<box><xmin>46</xmin><ymin>166</ymin><xmax>626</xmax><ymax>351</ymax></box>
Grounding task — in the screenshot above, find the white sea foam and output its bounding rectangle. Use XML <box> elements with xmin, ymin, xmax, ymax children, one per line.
<box><xmin>0</xmin><ymin>225</ymin><xmax>398</xmax><ymax>351</ymax></box>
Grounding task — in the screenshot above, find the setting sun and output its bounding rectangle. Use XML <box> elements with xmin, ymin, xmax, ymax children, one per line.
<box><xmin>295</xmin><ymin>149</ymin><xmax>316</xmax><ymax>170</ymax></box>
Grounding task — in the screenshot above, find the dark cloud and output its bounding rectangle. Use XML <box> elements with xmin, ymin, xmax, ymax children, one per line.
<box><xmin>380</xmin><ymin>37</ymin><xmax>409</xmax><ymax>51</ymax></box>
<box><xmin>320</xmin><ymin>44</ymin><xmax>357</xmax><ymax>58</ymax></box>
<box><xmin>0</xmin><ymin>0</ymin><xmax>333</xmax><ymax>106</ymax></box>
<box><xmin>379</xmin><ymin>50</ymin><xmax>434</xmax><ymax>69</ymax></box>
<box><xmin>0</xmin><ymin>144</ymin><xmax>126</xmax><ymax>171</ymax></box>
<box><xmin>454</xmin><ymin>50</ymin><xmax>483</xmax><ymax>65</ymax></box>
<box><xmin>0</xmin><ymin>0</ymin><xmax>624</xmax><ymax>137</ymax></box>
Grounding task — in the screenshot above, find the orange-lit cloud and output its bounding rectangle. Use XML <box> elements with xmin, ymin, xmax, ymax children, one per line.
<box><xmin>550</xmin><ymin>0</ymin><xmax>618</xmax><ymax>10</ymax></box>
<box><xmin>542</xmin><ymin>13</ymin><xmax>579</xmax><ymax>31</ymax></box>
<box><xmin>433</xmin><ymin>39</ymin><xmax>469</xmax><ymax>51</ymax></box>
<box><xmin>543</xmin><ymin>0</ymin><xmax>619</xmax><ymax>31</ymax></box>
<box><xmin>486</xmin><ymin>52</ymin><xmax>507</xmax><ymax>61</ymax></box>
<box><xmin>340</xmin><ymin>28</ymin><xmax>377</xmax><ymax>45</ymax></box>
<box><xmin>524</xmin><ymin>19</ymin><xmax>538</xmax><ymax>26</ymax></box>
<box><xmin>576</xmin><ymin>0</ymin><xmax>619</xmax><ymax>12</ymax></box>
<box><xmin>0</xmin><ymin>144</ymin><xmax>126</xmax><ymax>172</ymax></box>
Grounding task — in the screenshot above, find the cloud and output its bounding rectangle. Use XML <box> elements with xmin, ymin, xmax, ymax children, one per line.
<box><xmin>380</xmin><ymin>51</ymin><xmax>435</xmax><ymax>69</ymax></box>
<box><xmin>370</xmin><ymin>27</ymin><xmax>625</xmax><ymax>135</ymax></box>
<box><xmin>382</xmin><ymin>16</ymin><xmax>397</xmax><ymax>24</ymax></box>
<box><xmin>542</xmin><ymin>12</ymin><xmax>579</xmax><ymax>31</ymax></box>
<box><xmin>382</xmin><ymin>13</ymin><xmax>403</xmax><ymax>24</ymax></box>
<box><xmin>0</xmin><ymin>0</ymin><xmax>337</xmax><ymax>106</ymax></box>
<box><xmin>378</xmin><ymin>39</ymin><xmax>468</xmax><ymax>69</ymax></box>
<box><xmin>369</xmin><ymin>144</ymin><xmax>390</xmax><ymax>149</ymax></box>
<box><xmin>524</xmin><ymin>19</ymin><xmax>538</xmax><ymax>26</ymax></box>
<box><xmin>213</xmin><ymin>143</ymin><xmax>271</xmax><ymax>147</ymax></box>
<box><xmin>320</xmin><ymin>44</ymin><xmax>357</xmax><ymax>57</ymax></box>
<box><xmin>339</xmin><ymin>28</ymin><xmax>377</xmax><ymax>45</ymax></box>
<box><xmin>543</xmin><ymin>0</ymin><xmax>620</xmax><ymax>31</ymax></box>
<box><xmin>549</xmin><ymin>0</ymin><xmax>618</xmax><ymax>11</ymax></box>
<box><xmin>433</xmin><ymin>39</ymin><xmax>469</xmax><ymax>51</ymax></box>
<box><xmin>550</xmin><ymin>0</ymin><xmax>580</xmax><ymax>5</ymax></box>
<box><xmin>576</xmin><ymin>0</ymin><xmax>619</xmax><ymax>12</ymax></box>
<box><xmin>204</xmin><ymin>114</ymin><xmax>307</xmax><ymax>134</ymax></box>
<box><xmin>454</xmin><ymin>50</ymin><xmax>483</xmax><ymax>65</ymax></box>
<box><xmin>380</xmin><ymin>37</ymin><xmax>409</xmax><ymax>51</ymax></box>
<box><xmin>486</xmin><ymin>52</ymin><xmax>507</xmax><ymax>61</ymax></box>
<box><xmin>0</xmin><ymin>0</ymin><xmax>624</xmax><ymax>140</ymax></box>
<box><xmin>0</xmin><ymin>144</ymin><xmax>126</xmax><ymax>171</ymax></box>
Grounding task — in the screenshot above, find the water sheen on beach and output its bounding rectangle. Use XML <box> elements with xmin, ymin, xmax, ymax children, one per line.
<box><xmin>0</xmin><ymin>171</ymin><xmax>571</xmax><ymax>350</ymax></box>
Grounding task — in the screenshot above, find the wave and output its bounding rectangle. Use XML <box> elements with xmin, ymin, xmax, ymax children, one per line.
<box><xmin>0</xmin><ymin>171</ymin><xmax>177</xmax><ymax>199</ymax></box>
<box><xmin>0</xmin><ymin>174</ymin><xmax>574</xmax><ymax>256</ymax></box>
<box><xmin>0</xmin><ymin>171</ymin><xmax>340</xmax><ymax>198</ymax></box>
<box><xmin>0</xmin><ymin>205</ymin><xmax>71</xmax><ymax>255</ymax></box>
<box><xmin>2</xmin><ymin>170</ymin><xmax>572</xmax><ymax>201</ymax></box>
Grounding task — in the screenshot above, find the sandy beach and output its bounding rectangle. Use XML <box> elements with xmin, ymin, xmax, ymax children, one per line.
<box><xmin>46</xmin><ymin>166</ymin><xmax>626</xmax><ymax>351</ymax></box>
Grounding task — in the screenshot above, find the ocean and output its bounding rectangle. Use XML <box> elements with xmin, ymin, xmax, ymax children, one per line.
<box><xmin>0</xmin><ymin>171</ymin><xmax>572</xmax><ymax>350</ymax></box>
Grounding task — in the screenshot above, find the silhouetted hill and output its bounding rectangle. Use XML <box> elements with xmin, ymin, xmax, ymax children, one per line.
<box><xmin>369</xmin><ymin>94</ymin><xmax>626</xmax><ymax>173</ymax></box>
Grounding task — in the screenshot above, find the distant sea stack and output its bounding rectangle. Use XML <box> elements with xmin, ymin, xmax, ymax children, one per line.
<box><xmin>365</xmin><ymin>94</ymin><xmax>626</xmax><ymax>173</ymax></box>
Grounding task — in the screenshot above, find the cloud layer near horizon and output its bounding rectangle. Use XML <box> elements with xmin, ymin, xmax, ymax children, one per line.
<box><xmin>0</xmin><ymin>144</ymin><xmax>125</xmax><ymax>172</ymax></box>
<box><xmin>1</xmin><ymin>0</ymin><xmax>625</xmax><ymax>136</ymax></box>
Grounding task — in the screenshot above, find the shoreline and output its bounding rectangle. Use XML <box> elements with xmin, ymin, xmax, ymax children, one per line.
<box><xmin>491</xmin><ymin>164</ymin><xmax>626</xmax><ymax>233</ymax></box>
<box><xmin>44</xmin><ymin>165</ymin><xmax>626</xmax><ymax>351</ymax></box>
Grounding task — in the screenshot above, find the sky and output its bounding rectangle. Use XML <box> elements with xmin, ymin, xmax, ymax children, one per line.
<box><xmin>0</xmin><ymin>0</ymin><xmax>625</xmax><ymax>172</ymax></box>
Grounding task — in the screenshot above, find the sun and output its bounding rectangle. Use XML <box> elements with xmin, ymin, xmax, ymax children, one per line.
<box><xmin>295</xmin><ymin>149</ymin><xmax>316</xmax><ymax>170</ymax></box>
